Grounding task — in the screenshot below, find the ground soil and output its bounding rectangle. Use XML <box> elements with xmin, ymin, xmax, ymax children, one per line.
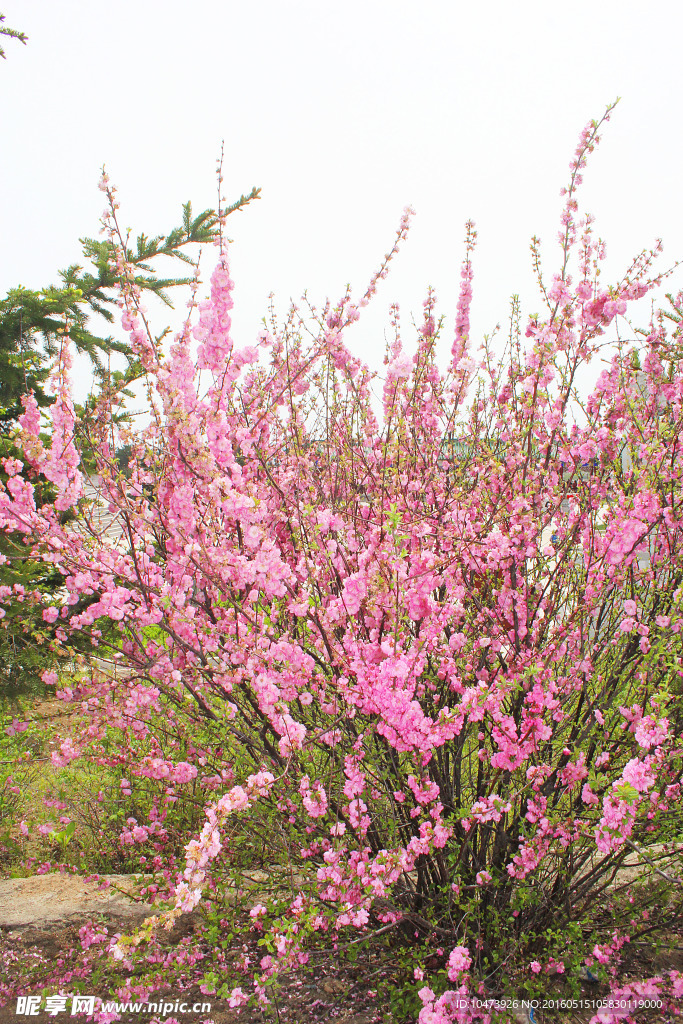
<box><xmin>0</xmin><ymin>884</ymin><xmax>392</xmax><ymax>1024</ymax></box>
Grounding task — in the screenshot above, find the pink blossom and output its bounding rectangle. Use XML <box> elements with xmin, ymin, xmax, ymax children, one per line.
<box><xmin>548</xmin><ymin>276</ymin><xmax>572</xmax><ymax>307</ymax></box>
<box><xmin>342</xmin><ymin>572</ymin><xmax>367</xmax><ymax>614</ymax></box>
<box><xmin>227</xmin><ymin>987</ymin><xmax>248</xmax><ymax>1009</ymax></box>
<box><xmin>386</xmin><ymin>353</ymin><xmax>413</xmax><ymax>382</ymax></box>
<box><xmin>606</xmin><ymin>519</ymin><xmax>647</xmax><ymax>565</ymax></box>
<box><xmin>634</xmin><ymin>716</ymin><xmax>669</xmax><ymax>750</ymax></box>
<box><xmin>447</xmin><ymin>945</ymin><xmax>472</xmax><ymax>980</ymax></box>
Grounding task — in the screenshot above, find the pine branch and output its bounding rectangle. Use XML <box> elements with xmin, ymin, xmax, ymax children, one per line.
<box><xmin>0</xmin><ymin>13</ymin><xmax>27</xmax><ymax>59</ymax></box>
<box><xmin>221</xmin><ymin>186</ymin><xmax>262</xmax><ymax>218</ymax></box>
<box><xmin>1</xmin><ymin>186</ymin><xmax>261</xmax><ymax>426</ymax></box>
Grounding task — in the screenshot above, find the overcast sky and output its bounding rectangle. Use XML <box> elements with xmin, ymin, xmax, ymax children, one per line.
<box><xmin>2</xmin><ymin>0</ymin><xmax>682</xmax><ymax>403</ymax></box>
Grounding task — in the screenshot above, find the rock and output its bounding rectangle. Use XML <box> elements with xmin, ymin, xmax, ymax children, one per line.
<box><xmin>0</xmin><ymin>872</ymin><xmax>155</xmax><ymax>931</ymax></box>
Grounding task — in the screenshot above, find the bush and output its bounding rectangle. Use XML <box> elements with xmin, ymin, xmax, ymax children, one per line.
<box><xmin>2</xmin><ymin>103</ymin><xmax>683</xmax><ymax>1021</ymax></box>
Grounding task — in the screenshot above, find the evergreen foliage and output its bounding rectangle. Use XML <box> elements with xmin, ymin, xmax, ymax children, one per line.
<box><xmin>0</xmin><ymin>12</ymin><xmax>27</xmax><ymax>59</ymax></box>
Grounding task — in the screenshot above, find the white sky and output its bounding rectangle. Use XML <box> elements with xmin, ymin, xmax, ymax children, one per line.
<box><xmin>2</xmin><ymin>0</ymin><xmax>682</xmax><ymax>405</ymax></box>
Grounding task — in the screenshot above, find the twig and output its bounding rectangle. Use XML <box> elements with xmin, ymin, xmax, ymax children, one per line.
<box><xmin>621</xmin><ymin>837</ymin><xmax>682</xmax><ymax>888</ymax></box>
<box><xmin>323</xmin><ymin>920</ymin><xmax>401</xmax><ymax>954</ymax></box>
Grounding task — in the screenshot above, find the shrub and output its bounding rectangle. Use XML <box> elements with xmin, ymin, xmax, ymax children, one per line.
<box><xmin>2</xmin><ymin>103</ymin><xmax>683</xmax><ymax>1021</ymax></box>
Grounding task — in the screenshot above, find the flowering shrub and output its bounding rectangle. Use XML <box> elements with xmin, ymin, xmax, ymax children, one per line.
<box><xmin>2</xmin><ymin>103</ymin><xmax>683</xmax><ymax>1021</ymax></box>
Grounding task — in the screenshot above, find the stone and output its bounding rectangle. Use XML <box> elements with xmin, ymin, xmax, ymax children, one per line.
<box><xmin>0</xmin><ymin>872</ymin><xmax>155</xmax><ymax>931</ymax></box>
